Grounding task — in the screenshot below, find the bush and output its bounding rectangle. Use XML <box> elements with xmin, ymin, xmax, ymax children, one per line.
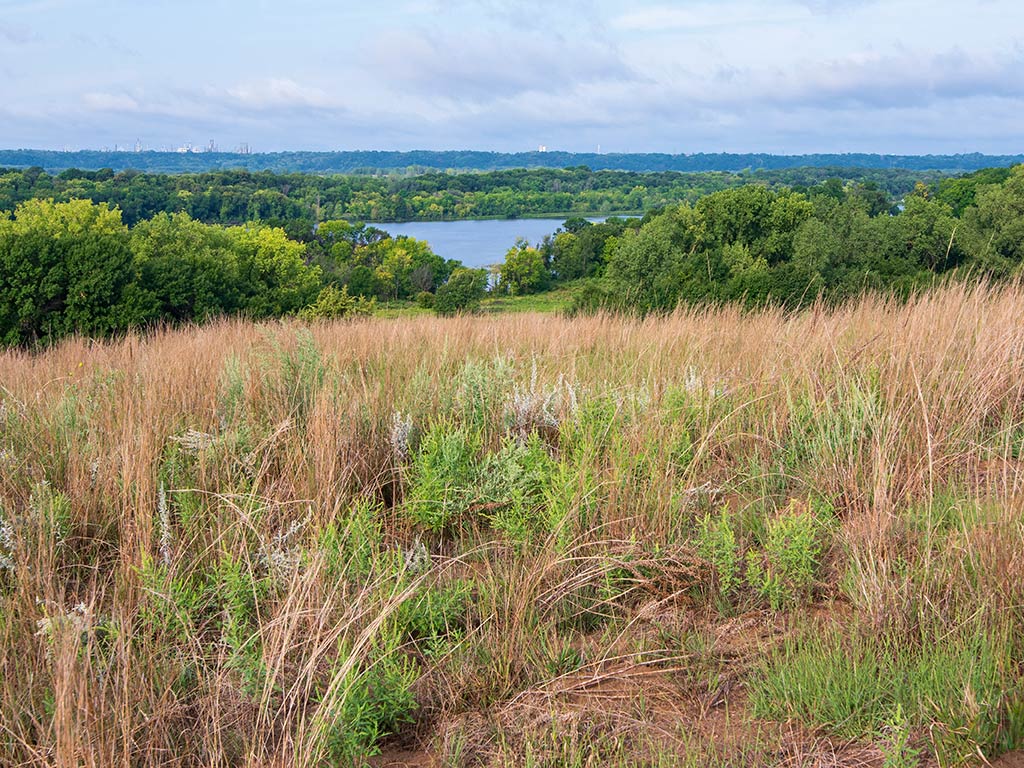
<box><xmin>299</xmin><ymin>284</ymin><xmax>376</xmax><ymax>321</ymax></box>
<box><xmin>745</xmin><ymin>499</ymin><xmax>828</xmax><ymax>610</ymax></box>
<box><xmin>479</xmin><ymin>434</ymin><xmax>557</xmax><ymax>542</ymax></box>
<box><xmin>415</xmin><ymin>290</ymin><xmax>435</xmax><ymax>309</ymax></box>
<box><xmin>324</xmin><ymin>640</ymin><xmax>419</xmax><ymax>764</ymax></box>
<box><xmin>405</xmin><ymin>422</ymin><xmax>482</xmax><ymax>531</ymax></box>
<box><xmin>696</xmin><ymin>507</ymin><xmax>739</xmax><ymax>597</ymax></box>
<box><xmin>498</xmin><ymin>239</ymin><xmax>550</xmax><ymax>295</ymax></box>
<box><xmin>0</xmin><ymin>199</ymin><xmax>138</xmax><ymax>345</ymax></box>
<box><xmin>433</xmin><ymin>268</ymin><xmax>488</xmax><ymax>315</ymax></box>
<box><xmin>395</xmin><ymin>581</ymin><xmax>473</xmax><ymax>655</ymax></box>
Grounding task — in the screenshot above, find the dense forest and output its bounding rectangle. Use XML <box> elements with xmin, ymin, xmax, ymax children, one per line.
<box><xmin>509</xmin><ymin>166</ymin><xmax>1023</xmax><ymax>310</ymax></box>
<box><xmin>0</xmin><ymin>165</ymin><xmax>954</xmax><ymax>228</ymax></box>
<box><xmin>0</xmin><ymin>199</ymin><xmax>490</xmax><ymax>346</ymax></box>
<box><xmin>0</xmin><ymin>164</ymin><xmax>1021</xmax><ymax>346</ymax></box>
<box><xmin>3</xmin><ymin>148</ymin><xmax>1024</xmax><ymax>175</ymax></box>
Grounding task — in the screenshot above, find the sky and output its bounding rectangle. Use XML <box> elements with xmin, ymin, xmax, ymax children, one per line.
<box><xmin>1</xmin><ymin>0</ymin><xmax>1022</xmax><ymax>154</ymax></box>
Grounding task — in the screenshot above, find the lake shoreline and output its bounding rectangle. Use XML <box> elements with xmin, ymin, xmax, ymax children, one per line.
<box><xmin>366</xmin><ymin>210</ymin><xmax>643</xmax><ymax>225</ymax></box>
<box><xmin>361</xmin><ymin>216</ymin><xmax>622</xmax><ymax>268</ymax></box>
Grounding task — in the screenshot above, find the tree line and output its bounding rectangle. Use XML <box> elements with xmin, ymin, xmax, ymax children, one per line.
<box><xmin>0</xmin><ymin>165</ymin><xmax>951</xmax><ymax>229</ymax></box>
<box><xmin>0</xmin><ymin>201</ymin><xmax>492</xmax><ymax>346</ymax></box>
<box><xmin>2</xmin><ymin>165</ymin><xmax>1021</xmax><ymax>346</ymax></box>
<box><xmin>3</xmin><ymin>148</ymin><xmax>1023</xmax><ymax>175</ymax></box>
<box><xmin>487</xmin><ymin>166</ymin><xmax>1024</xmax><ymax>311</ymax></box>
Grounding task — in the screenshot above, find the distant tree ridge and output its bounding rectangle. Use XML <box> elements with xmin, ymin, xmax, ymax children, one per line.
<box><xmin>2</xmin><ymin>149</ymin><xmax>1022</xmax><ymax>175</ymax></box>
<box><xmin>0</xmin><ymin>165</ymin><xmax>951</xmax><ymax>228</ymax></box>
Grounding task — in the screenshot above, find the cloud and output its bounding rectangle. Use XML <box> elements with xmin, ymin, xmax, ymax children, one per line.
<box><xmin>225</xmin><ymin>78</ymin><xmax>339</xmax><ymax>110</ymax></box>
<box><xmin>3</xmin><ymin>0</ymin><xmax>1024</xmax><ymax>153</ymax></box>
<box><xmin>72</xmin><ymin>32</ymin><xmax>141</xmax><ymax>59</ymax></box>
<box><xmin>77</xmin><ymin>78</ymin><xmax>354</xmax><ymax>121</ymax></box>
<box><xmin>82</xmin><ymin>92</ymin><xmax>140</xmax><ymax>112</ymax></box>
<box><xmin>613</xmin><ymin>2</ymin><xmax>813</xmax><ymax>31</ymax></box>
<box><xmin>0</xmin><ymin>23</ymin><xmax>35</xmax><ymax>44</ymax></box>
<box><xmin>696</xmin><ymin>48</ymin><xmax>1024</xmax><ymax>110</ymax></box>
<box><xmin>367</xmin><ymin>29</ymin><xmax>638</xmax><ymax>103</ymax></box>
<box><xmin>402</xmin><ymin>0</ymin><xmax>603</xmax><ymax>31</ymax></box>
<box><xmin>1</xmin><ymin>0</ymin><xmax>70</xmax><ymax>13</ymax></box>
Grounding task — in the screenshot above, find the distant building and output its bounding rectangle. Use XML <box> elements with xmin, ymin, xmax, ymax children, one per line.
<box><xmin>538</xmin><ymin>145</ymin><xmax>548</xmax><ymax>153</ymax></box>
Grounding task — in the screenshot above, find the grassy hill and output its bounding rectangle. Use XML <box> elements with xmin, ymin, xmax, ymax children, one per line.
<box><xmin>0</xmin><ymin>283</ymin><xmax>1022</xmax><ymax>766</ymax></box>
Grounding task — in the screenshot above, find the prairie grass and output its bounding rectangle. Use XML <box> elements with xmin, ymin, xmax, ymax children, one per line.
<box><xmin>1</xmin><ymin>282</ymin><xmax>1023</xmax><ymax>766</ymax></box>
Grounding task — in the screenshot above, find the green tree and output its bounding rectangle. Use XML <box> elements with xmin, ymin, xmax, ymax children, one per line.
<box><xmin>960</xmin><ymin>165</ymin><xmax>1024</xmax><ymax>274</ymax></box>
<box><xmin>434</xmin><ymin>268</ymin><xmax>488</xmax><ymax>315</ymax></box>
<box><xmin>0</xmin><ymin>199</ymin><xmax>137</xmax><ymax>345</ymax></box>
<box><xmin>298</xmin><ymin>284</ymin><xmax>375</xmax><ymax>321</ymax></box>
<box><xmin>498</xmin><ymin>239</ymin><xmax>549</xmax><ymax>295</ymax></box>
<box><xmin>225</xmin><ymin>225</ymin><xmax>322</xmax><ymax>317</ymax></box>
<box><xmin>604</xmin><ymin>204</ymin><xmax>709</xmax><ymax>311</ymax></box>
<box><xmin>130</xmin><ymin>212</ymin><xmax>240</xmax><ymax>321</ymax></box>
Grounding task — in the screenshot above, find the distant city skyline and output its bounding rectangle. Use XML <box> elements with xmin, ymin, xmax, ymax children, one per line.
<box><xmin>2</xmin><ymin>0</ymin><xmax>1022</xmax><ymax>154</ymax></box>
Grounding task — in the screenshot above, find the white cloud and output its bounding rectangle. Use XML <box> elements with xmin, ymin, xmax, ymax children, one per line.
<box><xmin>3</xmin><ymin>0</ymin><xmax>1024</xmax><ymax>152</ymax></box>
<box><xmin>225</xmin><ymin>78</ymin><xmax>338</xmax><ymax>110</ymax></box>
<box><xmin>366</xmin><ymin>29</ymin><xmax>637</xmax><ymax>103</ymax></box>
<box><xmin>614</xmin><ymin>2</ymin><xmax>813</xmax><ymax>31</ymax></box>
<box><xmin>81</xmin><ymin>92</ymin><xmax>140</xmax><ymax>112</ymax></box>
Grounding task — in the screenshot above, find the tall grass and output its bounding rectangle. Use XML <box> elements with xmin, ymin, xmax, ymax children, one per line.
<box><xmin>0</xmin><ymin>282</ymin><xmax>1022</xmax><ymax>765</ymax></box>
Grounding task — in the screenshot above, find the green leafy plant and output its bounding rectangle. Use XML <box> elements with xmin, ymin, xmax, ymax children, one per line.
<box><xmin>433</xmin><ymin>267</ymin><xmax>488</xmax><ymax>315</ymax></box>
<box><xmin>745</xmin><ymin>499</ymin><xmax>828</xmax><ymax>610</ymax></box>
<box><xmin>394</xmin><ymin>580</ymin><xmax>473</xmax><ymax>656</ymax></box>
<box><xmin>696</xmin><ymin>506</ymin><xmax>739</xmax><ymax>597</ymax></box>
<box><xmin>880</xmin><ymin>704</ymin><xmax>923</xmax><ymax>768</ymax></box>
<box><xmin>479</xmin><ymin>434</ymin><xmax>557</xmax><ymax>542</ymax></box>
<box><xmin>323</xmin><ymin>637</ymin><xmax>419</xmax><ymax>765</ymax></box>
<box><xmin>405</xmin><ymin>421</ymin><xmax>481</xmax><ymax>532</ymax></box>
<box><xmin>299</xmin><ymin>284</ymin><xmax>376</xmax><ymax>321</ymax></box>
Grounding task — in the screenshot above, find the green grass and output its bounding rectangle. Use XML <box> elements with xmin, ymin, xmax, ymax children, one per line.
<box><xmin>372</xmin><ymin>300</ymin><xmax>434</xmax><ymax>319</ymax></box>
<box><xmin>479</xmin><ymin>283</ymin><xmax>580</xmax><ymax>314</ymax></box>
<box><xmin>750</xmin><ymin>617</ymin><xmax>1024</xmax><ymax>765</ymax></box>
<box><xmin>373</xmin><ymin>281</ymin><xmax>583</xmax><ymax>319</ymax></box>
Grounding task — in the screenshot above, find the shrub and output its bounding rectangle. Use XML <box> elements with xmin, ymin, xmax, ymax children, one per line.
<box><xmin>479</xmin><ymin>434</ymin><xmax>557</xmax><ymax>542</ymax></box>
<box><xmin>696</xmin><ymin>507</ymin><xmax>739</xmax><ymax>597</ymax></box>
<box><xmin>433</xmin><ymin>268</ymin><xmax>488</xmax><ymax>315</ymax></box>
<box><xmin>299</xmin><ymin>284</ymin><xmax>375</xmax><ymax>321</ymax></box>
<box><xmin>324</xmin><ymin>639</ymin><xmax>419</xmax><ymax>764</ymax></box>
<box><xmin>0</xmin><ymin>199</ymin><xmax>138</xmax><ymax>345</ymax></box>
<box><xmin>405</xmin><ymin>422</ymin><xmax>481</xmax><ymax>531</ymax></box>
<box><xmin>395</xmin><ymin>581</ymin><xmax>473</xmax><ymax>655</ymax></box>
<box><xmin>745</xmin><ymin>499</ymin><xmax>828</xmax><ymax>610</ymax></box>
<box><xmin>498</xmin><ymin>239</ymin><xmax>550</xmax><ymax>295</ymax></box>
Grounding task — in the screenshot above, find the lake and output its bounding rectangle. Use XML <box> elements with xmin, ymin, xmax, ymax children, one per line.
<box><xmin>370</xmin><ymin>218</ymin><xmax>604</xmax><ymax>269</ymax></box>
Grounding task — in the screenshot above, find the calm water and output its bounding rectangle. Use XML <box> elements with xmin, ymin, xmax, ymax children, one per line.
<box><xmin>371</xmin><ymin>218</ymin><xmax>604</xmax><ymax>268</ymax></box>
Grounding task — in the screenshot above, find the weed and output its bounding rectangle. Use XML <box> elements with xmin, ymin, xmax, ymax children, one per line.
<box><xmin>745</xmin><ymin>498</ymin><xmax>830</xmax><ymax>610</ymax></box>
<box><xmin>480</xmin><ymin>433</ymin><xmax>557</xmax><ymax>542</ymax></box>
<box><xmin>406</xmin><ymin>421</ymin><xmax>481</xmax><ymax>532</ymax></box>
<box><xmin>323</xmin><ymin>636</ymin><xmax>419</xmax><ymax>765</ymax></box>
<box><xmin>696</xmin><ymin>506</ymin><xmax>739</xmax><ymax>598</ymax></box>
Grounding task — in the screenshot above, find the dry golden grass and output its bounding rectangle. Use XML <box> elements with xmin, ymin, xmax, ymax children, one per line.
<box><xmin>0</xmin><ymin>282</ymin><xmax>1023</xmax><ymax>766</ymax></box>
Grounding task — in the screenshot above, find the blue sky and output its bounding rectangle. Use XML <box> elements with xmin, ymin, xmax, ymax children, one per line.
<box><xmin>1</xmin><ymin>0</ymin><xmax>1022</xmax><ymax>153</ymax></box>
